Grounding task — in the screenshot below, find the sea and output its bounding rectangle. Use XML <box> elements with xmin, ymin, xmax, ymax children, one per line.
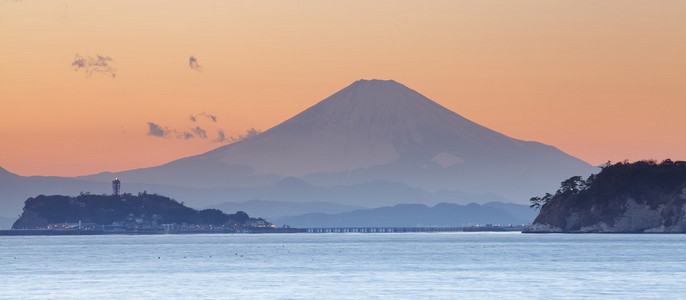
<box><xmin>1</xmin><ymin>232</ymin><xmax>685</xmax><ymax>299</ymax></box>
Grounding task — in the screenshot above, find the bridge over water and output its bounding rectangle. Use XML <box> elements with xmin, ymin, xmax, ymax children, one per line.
<box><xmin>303</xmin><ymin>226</ymin><xmax>526</xmax><ymax>233</ymax></box>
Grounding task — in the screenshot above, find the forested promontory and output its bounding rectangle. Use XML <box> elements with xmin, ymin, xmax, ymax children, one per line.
<box><xmin>526</xmin><ymin>160</ymin><xmax>686</xmax><ymax>233</ymax></box>
<box><xmin>12</xmin><ymin>192</ymin><xmax>271</xmax><ymax>231</ymax></box>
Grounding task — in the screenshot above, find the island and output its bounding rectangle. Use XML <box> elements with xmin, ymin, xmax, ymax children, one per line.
<box><xmin>7</xmin><ymin>192</ymin><xmax>301</xmax><ymax>235</ymax></box>
<box><xmin>525</xmin><ymin>160</ymin><xmax>686</xmax><ymax>233</ymax></box>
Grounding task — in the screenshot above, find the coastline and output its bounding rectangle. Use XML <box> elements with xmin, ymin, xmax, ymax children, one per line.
<box><xmin>0</xmin><ymin>228</ymin><xmax>306</xmax><ymax>236</ymax></box>
<box><xmin>0</xmin><ymin>225</ymin><xmax>526</xmax><ymax>236</ymax></box>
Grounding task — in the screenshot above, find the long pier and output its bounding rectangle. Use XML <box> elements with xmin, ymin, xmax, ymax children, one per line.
<box><xmin>303</xmin><ymin>226</ymin><xmax>525</xmax><ymax>233</ymax></box>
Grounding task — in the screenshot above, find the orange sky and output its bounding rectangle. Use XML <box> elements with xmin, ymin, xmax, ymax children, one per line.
<box><xmin>1</xmin><ymin>0</ymin><xmax>685</xmax><ymax>176</ymax></box>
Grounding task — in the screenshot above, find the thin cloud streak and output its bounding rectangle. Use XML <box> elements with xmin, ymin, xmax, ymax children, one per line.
<box><xmin>72</xmin><ymin>54</ymin><xmax>117</xmax><ymax>78</ymax></box>
<box><xmin>180</xmin><ymin>131</ymin><xmax>194</xmax><ymax>139</ymax></box>
<box><xmin>190</xmin><ymin>112</ymin><xmax>217</xmax><ymax>122</ymax></box>
<box><xmin>227</xmin><ymin>128</ymin><xmax>261</xmax><ymax>143</ymax></box>
<box><xmin>147</xmin><ymin>117</ymin><xmax>255</xmax><ymax>144</ymax></box>
<box><xmin>147</xmin><ymin>122</ymin><xmax>212</xmax><ymax>141</ymax></box>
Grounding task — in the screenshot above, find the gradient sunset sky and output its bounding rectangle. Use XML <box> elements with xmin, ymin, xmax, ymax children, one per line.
<box><xmin>1</xmin><ymin>0</ymin><xmax>684</xmax><ymax>177</ymax></box>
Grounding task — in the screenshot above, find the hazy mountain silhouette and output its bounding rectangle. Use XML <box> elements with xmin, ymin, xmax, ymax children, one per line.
<box><xmin>0</xmin><ymin>168</ymin><xmax>510</xmax><ymax>222</ymax></box>
<box><xmin>273</xmin><ymin>202</ymin><xmax>533</xmax><ymax>228</ymax></box>
<box><xmin>78</xmin><ymin>79</ymin><xmax>594</xmax><ymax>201</ymax></box>
<box><xmin>1</xmin><ymin>79</ymin><xmax>595</xmax><ymax>224</ymax></box>
<box><xmin>206</xmin><ymin>199</ymin><xmax>365</xmax><ymax>221</ymax></box>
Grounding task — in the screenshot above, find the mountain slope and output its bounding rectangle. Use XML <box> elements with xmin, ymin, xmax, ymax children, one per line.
<box><xmin>203</xmin><ymin>79</ymin><xmax>521</xmax><ymax>176</ymax></box>
<box><xmin>75</xmin><ymin>79</ymin><xmax>594</xmax><ymax>202</ymax></box>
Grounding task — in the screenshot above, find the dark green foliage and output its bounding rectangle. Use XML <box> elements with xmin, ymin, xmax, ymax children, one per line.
<box><xmin>531</xmin><ymin>159</ymin><xmax>686</xmax><ymax>231</ymax></box>
<box><xmin>529</xmin><ymin>193</ymin><xmax>552</xmax><ymax>210</ymax></box>
<box><xmin>558</xmin><ymin>176</ymin><xmax>587</xmax><ymax>195</ymax></box>
<box><xmin>13</xmin><ymin>193</ymin><xmax>267</xmax><ymax>229</ymax></box>
<box><xmin>561</xmin><ymin>160</ymin><xmax>686</xmax><ymax>213</ymax></box>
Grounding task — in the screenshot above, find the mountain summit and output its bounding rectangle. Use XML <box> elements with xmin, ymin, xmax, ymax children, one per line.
<box><xmin>203</xmin><ymin>79</ymin><xmax>515</xmax><ymax>177</ymax></box>
<box><xmin>80</xmin><ymin>79</ymin><xmax>595</xmax><ymax>202</ymax></box>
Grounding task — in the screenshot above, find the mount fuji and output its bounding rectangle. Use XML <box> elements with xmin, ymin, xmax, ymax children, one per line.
<box><xmin>78</xmin><ymin>79</ymin><xmax>595</xmax><ymax>202</ymax></box>
<box><xmin>0</xmin><ymin>79</ymin><xmax>598</xmax><ymax>225</ymax></box>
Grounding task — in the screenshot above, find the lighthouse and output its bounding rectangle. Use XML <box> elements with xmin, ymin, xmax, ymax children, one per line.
<box><xmin>112</xmin><ymin>178</ymin><xmax>121</xmax><ymax>195</ymax></box>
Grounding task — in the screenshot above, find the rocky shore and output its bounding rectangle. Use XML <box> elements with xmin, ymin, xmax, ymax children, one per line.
<box><xmin>525</xmin><ymin>160</ymin><xmax>686</xmax><ymax>233</ymax></box>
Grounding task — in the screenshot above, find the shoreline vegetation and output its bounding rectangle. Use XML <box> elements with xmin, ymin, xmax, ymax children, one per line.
<box><xmin>10</xmin><ymin>159</ymin><xmax>685</xmax><ymax>236</ymax></box>
<box><xmin>526</xmin><ymin>160</ymin><xmax>686</xmax><ymax>233</ymax></box>
<box><xmin>5</xmin><ymin>192</ymin><xmax>528</xmax><ymax>236</ymax></box>
<box><xmin>11</xmin><ymin>192</ymin><xmax>278</xmax><ymax>234</ymax></box>
<box><xmin>0</xmin><ymin>225</ymin><xmax>526</xmax><ymax>236</ymax></box>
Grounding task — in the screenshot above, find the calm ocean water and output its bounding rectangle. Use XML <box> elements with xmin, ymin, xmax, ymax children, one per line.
<box><xmin>1</xmin><ymin>232</ymin><xmax>685</xmax><ymax>299</ymax></box>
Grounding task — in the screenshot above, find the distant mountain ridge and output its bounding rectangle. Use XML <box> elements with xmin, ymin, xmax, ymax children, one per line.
<box><xmin>206</xmin><ymin>199</ymin><xmax>365</xmax><ymax>221</ymax></box>
<box><xmin>0</xmin><ymin>170</ymin><xmax>508</xmax><ymax>221</ymax></box>
<box><xmin>273</xmin><ymin>202</ymin><xmax>536</xmax><ymax>228</ymax></box>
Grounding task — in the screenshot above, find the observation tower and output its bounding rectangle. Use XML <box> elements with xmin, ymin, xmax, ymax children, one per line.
<box><xmin>112</xmin><ymin>178</ymin><xmax>121</xmax><ymax>195</ymax></box>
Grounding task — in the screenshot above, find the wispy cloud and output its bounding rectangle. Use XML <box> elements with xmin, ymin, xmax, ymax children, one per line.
<box><xmin>228</xmin><ymin>128</ymin><xmax>261</xmax><ymax>143</ymax></box>
<box><xmin>189</xmin><ymin>112</ymin><xmax>217</xmax><ymax>122</ymax></box>
<box><xmin>147</xmin><ymin>122</ymin><xmax>169</xmax><ymax>137</ymax></box>
<box><xmin>189</xmin><ymin>55</ymin><xmax>202</xmax><ymax>72</ymax></box>
<box><xmin>215</xmin><ymin>130</ymin><xmax>227</xmax><ymax>143</ymax></box>
<box><xmin>192</xmin><ymin>126</ymin><xmax>207</xmax><ymax>139</ymax></box>
<box><xmin>72</xmin><ymin>54</ymin><xmax>117</xmax><ymax>78</ymax></box>
<box><xmin>180</xmin><ymin>131</ymin><xmax>194</xmax><ymax>139</ymax></box>
<box><xmin>147</xmin><ymin>118</ymin><xmax>256</xmax><ymax>144</ymax></box>
<box><xmin>147</xmin><ymin>122</ymin><xmax>212</xmax><ymax>141</ymax></box>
